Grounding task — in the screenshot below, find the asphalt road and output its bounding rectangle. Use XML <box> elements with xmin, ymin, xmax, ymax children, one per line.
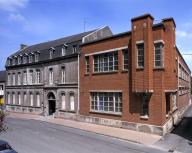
<box><xmin>0</xmin><ymin>118</ymin><xmax>166</xmax><ymax>153</ymax></box>
<box><xmin>155</xmin><ymin>105</ymin><xmax>192</xmax><ymax>153</ymax></box>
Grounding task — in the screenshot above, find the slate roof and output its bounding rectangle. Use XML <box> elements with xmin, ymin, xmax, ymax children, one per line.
<box><xmin>0</xmin><ymin>70</ymin><xmax>6</xmax><ymax>82</ymax></box>
<box><xmin>9</xmin><ymin>30</ymin><xmax>96</xmax><ymax>57</ymax></box>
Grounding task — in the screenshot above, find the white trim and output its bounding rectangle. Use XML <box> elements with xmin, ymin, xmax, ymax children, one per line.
<box><xmin>89</xmin><ymin>90</ymin><xmax>122</xmax><ymax>92</ymax></box>
<box><xmin>154</xmin><ymin>40</ymin><xmax>165</xmax><ymax>44</ymax></box>
<box><xmin>85</xmin><ymin>46</ymin><xmax>128</xmax><ymax>56</ymax></box>
<box><xmin>136</xmin><ymin>40</ymin><xmax>144</xmax><ymax>44</ymax></box>
<box><xmin>82</xmin><ymin>26</ymin><xmax>109</xmax><ymax>43</ymax></box>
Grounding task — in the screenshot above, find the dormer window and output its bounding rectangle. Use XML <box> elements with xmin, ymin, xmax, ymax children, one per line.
<box><xmin>72</xmin><ymin>45</ymin><xmax>77</xmax><ymax>53</ymax></box>
<box><xmin>23</xmin><ymin>54</ymin><xmax>28</xmax><ymax>64</ymax></box>
<box><xmin>29</xmin><ymin>53</ymin><xmax>34</xmax><ymax>63</ymax></box>
<box><xmin>35</xmin><ymin>52</ymin><xmax>40</xmax><ymax>62</ymax></box>
<box><xmin>8</xmin><ymin>58</ymin><xmax>12</xmax><ymax>66</ymax></box>
<box><xmin>12</xmin><ymin>57</ymin><xmax>16</xmax><ymax>65</ymax></box>
<box><xmin>49</xmin><ymin>47</ymin><xmax>55</xmax><ymax>59</ymax></box>
<box><xmin>18</xmin><ymin>55</ymin><xmax>22</xmax><ymax>64</ymax></box>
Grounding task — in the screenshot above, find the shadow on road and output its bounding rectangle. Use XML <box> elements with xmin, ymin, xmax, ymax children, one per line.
<box><xmin>171</xmin><ymin>117</ymin><xmax>192</xmax><ymax>142</ymax></box>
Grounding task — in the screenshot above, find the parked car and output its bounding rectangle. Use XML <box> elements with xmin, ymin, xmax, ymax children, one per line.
<box><xmin>0</xmin><ymin>140</ymin><xmax>17</xmax><ymax>153</ymax></box>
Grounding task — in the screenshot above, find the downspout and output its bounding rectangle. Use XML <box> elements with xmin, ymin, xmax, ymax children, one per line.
<box><xmin>77</xmin><ymin>53</ymin><xmax>80</xmax><ymax>115</ymax></box>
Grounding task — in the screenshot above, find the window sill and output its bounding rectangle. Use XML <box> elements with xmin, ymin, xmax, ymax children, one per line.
<box><xmin>121</xmin><ymin>69</ymin><xmax>129</xmax><ymax>73</ymax></box>
<box><xmin>140</xmin><ymin>115</ymin><xmax>149</xmax><ymax>120</ymax></box>
<box><xmin>136</xmin><ymin>67</ymin><xmax>144</xmax><ymax>70</ymax></box>
<box><xmin>153</xmin><ymin>67</ymin><xmax>165</xmax><ymax>70</ymax></box>
<box><xmin>92</xmin><ymin>71</ymin><xmax>118</xmax><ymax>75</ymax></box>
<box><xmin>84</xmin><ymin>73</ymin><xmax>89</xmax><ymax>76</ymax></box>
<box><xmin>90</xmin><ymin>110</ymin><xmax>122</xmax><ymax>116</ymax></box>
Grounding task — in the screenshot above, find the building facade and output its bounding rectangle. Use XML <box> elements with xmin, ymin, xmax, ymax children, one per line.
<box><xmin>79</xmin><ymin>14</ymin><xmax>191</xmax><ymax>135</ymax></box>
<box><xmin>5</xmin><ymin>27</ymin><xmax>112</xmax><ymax>116</ymax></box>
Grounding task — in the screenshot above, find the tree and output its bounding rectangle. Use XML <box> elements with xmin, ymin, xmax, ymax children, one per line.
<box><xmin>0</xmin><ymin>98</ymin><xmax>6</xmax><ymax>132</ymax></box>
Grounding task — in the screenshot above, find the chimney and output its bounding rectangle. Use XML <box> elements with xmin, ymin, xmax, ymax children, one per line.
<box><xmin>20</xmin><ymin>44</ymin><xmax>27</xmax><ymax>50</ymax></box>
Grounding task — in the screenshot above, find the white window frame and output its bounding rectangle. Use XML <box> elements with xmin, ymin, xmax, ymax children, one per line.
<box><xmin>18</xmin><ymin>93</ymin><xmax>21</xmax><ymax>105</ymax></box>
<box><xmin>18</xmin><ymin>72</ymin><xmax>22</xmax><ymax>85</ymax></box>
<box><xmin>23</xmin><ymin>71</ymin><xmax>27</xmax><ymax>85</ymax></box>
<box><xmin>93</xmin><ymin>51</ymin><xmax>118</xmax><ymax>73</ymax></box>
<box><xmin>30</xmin><ymin>93</ymin><xmax>33</xmax><ymax>106</ymax></box>
<box><xmin>154</xmin><ymin>42</ymin><xmax>164</xmax><ymax>68</ymax></box>
<box><xmin>7</xmin><ymin>93</ymin><xmax>10</xmax><ymax>104</ymax></box>
<box><xmin>61</xmin><ymin>93</ymin><xmax>66</xmax><ymax>110</ymax></box>
<box><xmin>122</xmin><ymin>49</ymin><xmax>128</xmax><ymax>70</ymax></box>
<box><xmin>12</xmin><ymin>73</ymin><xmax>16</xmax><ymax>85</ymax></box>
<box><xmin>90</xmin><ymin>92</ymin><xmax>122</xmax><ymax>114</ymax></box>
<box><xmin>36</xmin><ymin>93</ymin><xmax>40</xmax><ymax>107</ymax></box>
<box><xmin>36</xmin><ymin>70</ymin><xmax>41</xmax><ymax>84</ymax></box>
<box><xmin>29</xmin><ymin>70</ymin><xmax>33</xmax><ymax>85</ymax></box>
<box><xmin>49</xmin><ymin>68</ymin><xmax>53</xmax><ymax>85</ymax></box>
<box><xmin>12</xmin><ymin>93</ymin><xmax>15</xmax><ymax>105</ymax></box>
<box><xmin>85</xmin><ymin>56</ymin><xmax>90</xmax><ymax>74</ymax></box>
<box><xmin>61</xmin><ymin>67</ymin><xmax>66</xmax><ymax>84</ymax></box>
<box><xmin>136</xmin><ymin>43</ymin><xmax>144</xmax><ymax>69</ymax></box>
<box><xmin>70</xmin><ymin>92</ymin><xmax>75</xmax><ymax>111</ymax></box>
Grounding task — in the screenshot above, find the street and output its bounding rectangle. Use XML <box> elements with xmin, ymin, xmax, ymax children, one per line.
<box><xmin>0</xmin><ymin>118</ymin><xmax>165</xmax><ymax>153</ymax></box>
<box><xmin>155</xmin><ymin>105</ymin><xmax>192</xmax><ymax>153</ymax></box>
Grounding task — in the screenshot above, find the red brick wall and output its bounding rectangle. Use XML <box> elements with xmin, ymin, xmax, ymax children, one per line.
<box><xmin>80</xmin><ymin>14</ymin><xmax>191</xmax><ymax>126</ymax></box>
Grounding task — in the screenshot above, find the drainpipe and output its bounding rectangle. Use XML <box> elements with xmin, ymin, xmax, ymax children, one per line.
<box><xmin>77</xmin><ymin>53</ymin><xmax>80</xmax><ymax>115</ymax></box>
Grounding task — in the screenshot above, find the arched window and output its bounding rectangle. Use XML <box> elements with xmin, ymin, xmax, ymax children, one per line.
<box><xmin>30</xmin><ymin>92</ymin><xmax>33</xmax><ymax>106</ymax></box>
<box><xmin>12</xmin><ymin>92</ymin><xmax>15</xmax><ymax>105</ymax></box>
<box><xmin>61</xmin><ymin>92</ymin><xmax>66</xmax><ymax>110</ymax></box>
<box><xmin>18</xmin><ymin>92</ymin><xmax>21</xmax><ymax>105</ymax></box>
<box><xmin>7</xmin><ymin>92</ymin><xmax>10</xmax><ymax>104</ymax></box>
<box><xmin>36</xmin><ymin>93</ymin><xmax>40</xmax><ymax>107</ymax></box>
<box><xmin>69</xmin><ymin>92</ymin><xmax>75</xmax><ymax>111</ymax></box>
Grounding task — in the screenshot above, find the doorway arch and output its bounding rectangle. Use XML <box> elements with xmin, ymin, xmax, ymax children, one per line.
<box><xmin>47</xmin><ymin>92</ymin><xmax>56</xmax><ymax>115</ymax></box>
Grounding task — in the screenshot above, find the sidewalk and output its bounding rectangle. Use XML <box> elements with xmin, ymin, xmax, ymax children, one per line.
<box><xmin>7</xmin><ymin>112</ymin><xmax>161</xmax><ymax>146</ymax></box>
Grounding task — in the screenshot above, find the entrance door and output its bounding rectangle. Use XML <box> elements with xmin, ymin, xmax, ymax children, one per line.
<box><xmin>47</xmin><ymin>92</ymin><xmax>56</xmax><ymax>115</ymax></box>
<box><xmin>49</xmin><ymin>100</ymin><xmax>56</xmax><ymax>115</ymax></box>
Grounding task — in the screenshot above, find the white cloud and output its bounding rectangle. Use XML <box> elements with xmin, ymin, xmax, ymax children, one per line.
<box><xmin>9</xmin><ymin>13</ymin><xmax>25</xmax><ymax>22</ymax></box>
<box><xmin>176</xmin><ymin>30</ymin><xmax>192</xmax><ymax>38</ymax></box>
<box><xmin>0</xmin><ymin>0</ymin><xmax>28</xmax><ymax>12</ymax></box>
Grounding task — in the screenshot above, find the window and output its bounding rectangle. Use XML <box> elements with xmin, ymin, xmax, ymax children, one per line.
<box><xmin>62</xmin><ymin>46</ymin><xmax>67</xmax><ymax>56</ymax></box>
<box><xmin>12</xmin><ymin>58</ymin><xmax>16</xmax><ymax>65</ymax></box>
<box><xmin>94</xmin><ymin>51</ymin><xmax>118</xmax><ymax>72</ymax></box>
<box><xmin>29</xmin><ymin>70</ymin><xmax>33</xmax><ymax>85</ymax></box>
<box><xmin>70</xmin><ymin>93</ymin><xmax>75</xmax><ymax>111</ymax></box>
<box><xmin>122</xmin><ymin>49</ymin><xmax>128</xmax><ymax>70</ymax></box>
<box><xmin>61</xmin><ymin>93</ymin><xmax>66</xmax><ymax>110</ymax></box>
<box><xmin>30</xmin><ymin>93</ymin><xmax>33</xmax><ymax>106</ymax></box>
<box><xmin>17</xmin><ymin>72</ymin><xmax>22</xmax><ymax>85</ymax></box>
<box><xmin>61</xmin><ymin>67</ymin><xmax>66</xmax><ymax>84</ymax></box>
<box><xmin>141</xmin><ymin>95</ymin><xmax>149</xmax><ymax>117</ymax></box>
<box><xmin>8</xmin><ymin>58</ymin><xmax>12</xmax><ymax>66</ymax></box>
<box><xmin>154</xmin><ymin>43</ymin><xmax>164</xmax><ymax>67</ymax></box>
<box><xmin>7</xmin><ymin>73</ymin><xmax>11</xmax><ymax>85</ymax></box>
<box><xmin>18</xmin><ymin>93</ymin><xmax>21</xmax><ymax>105</ymax></box>
<box><xmin>72</xmin><ymin>45</ymin><xmax>77</xmax><ymax>53</ymax></box>
<box><xmin>23</xmin><ymin>71</ymin><xmax>27</xmax><ymax>85</ymax></box>
<box><xmin>172</xmin><ymin>94</ymin><xmax>177</xmax><ymax>111</ymax></box>
<box><xmin>12</xmin><ymin>92</ymin><xmax>15</xmax><ymax>105</ymax></box>
<box><xmin>85</xmin><ymin>56</ymin><xmax>89</xmax><ymax>74</ymax></box>
<box><xmin>49</xmin><ymin>68</ymin><xmax>53</xmax><ymax>85</ymax></box>
<box><xmin>49</xmin><ymin>48</ymin><xmax>55</xmax><ymax>59</ymax></box>
<box><xmin>36</xmin><ymin>93</ymin><xmax>40</xmax><ymax>107</ymax></box>
<box><xmin>23</xmin><ymin>55</ymin><xmax>28</xmax><ymax>64</ymax></box>
<box><xmin>29</xmin><ymin>54</ymin><xmax>33</xmax><ymax>63</ymax></box>
<box><xmin>35</xmin><ymin>52</ymin><xmax>39</xmax><ymax>62</ymax></box>
<box><xmin>7</xmin><ymin>93</ymin><xmax>10</xmax><ymax>104</ymax></box>
<box><xmin>36</xmin><ymin>69</ymin><xmax>41</xmax><ymax>84</ymax></box>
<box><xmin>91</xmin><ymin>92</ymin><xmax>122</xmax><ymax>113</ymax></box>
<box><xmin>137</xmin><ymin>43</ymin><xmax>144</xmax><ymax>68</ymax></box>
<box><xmin>23</xmin><ymin>92</ymin><xmax>27</xmax><ymax>104</ymax></box>
<box><xmin>12</xmin><ymin>73</ymin><xmax>15</xmax><ymax>85</ymax></box>
<box><xmin>166</xmin><ymin>94</ymin><xmax>170</xmax><ymax>115</ymax></box>
<box><xmin>18</xmin><ymin>56</ymin><xmax>22</xmax><ymax>64</ymax></box>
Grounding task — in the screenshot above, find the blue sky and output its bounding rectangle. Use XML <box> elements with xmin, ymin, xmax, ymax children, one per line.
<box><xmin>0</xmin><ymin>0</ymin><xmax>192</xmax><ymax>71</ymax></box>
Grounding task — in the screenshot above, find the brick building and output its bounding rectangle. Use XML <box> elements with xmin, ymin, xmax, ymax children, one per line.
<box><xmin>79</xmin><ymin>14</ymin><xmax>191</xmax><ymax>135</ymax></box>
